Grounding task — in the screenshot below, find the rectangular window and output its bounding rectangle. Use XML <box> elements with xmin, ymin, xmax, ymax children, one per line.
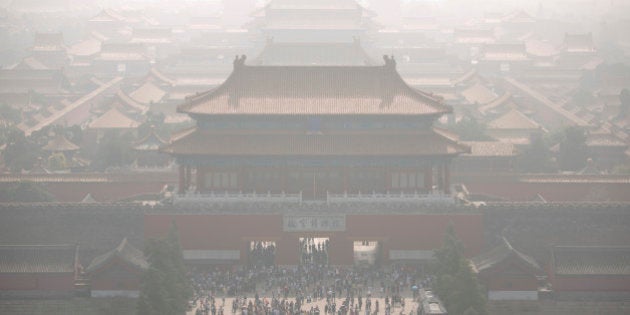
<box><xmin>400</xmin><ymin>173</ymin><xmax>407</xmax><ymax>188</ymax></box>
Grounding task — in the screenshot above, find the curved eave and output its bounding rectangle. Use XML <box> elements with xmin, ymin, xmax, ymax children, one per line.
<box><xmin>177</xmin><ymin>64</ymin><xmax>452</xmax><ymax>117</ymax></box>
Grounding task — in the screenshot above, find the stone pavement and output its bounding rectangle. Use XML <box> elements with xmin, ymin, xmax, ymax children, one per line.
<box><xmin>188</xmin><ymin>292</ymin><xmax>421</xmax><ymax>315</ymax></box>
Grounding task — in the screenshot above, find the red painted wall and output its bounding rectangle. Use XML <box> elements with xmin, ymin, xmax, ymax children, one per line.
<box><xmin>145</xmin><ymin>213</ymin><xmax>483</xmax><ymax>265</ymax></box>
<box><xmin>553</xmin><ymin>276</ymin><xmax>630</xmax><ymax>292</ymax></box>
<box><xmin>0</xmin><ymin>273</ymin><xmax>74</xmax><ymax>291</ymax></box>
<box><xmin>463</xmin><ymin>181</ymin><xmax>630</xmax><ymax>202</ymax></box>
<box><xmin>90</xmin><ymin>260</ymin><xmax>143</xmax><ymax>291</ymax></box>
<box><xmin>45</xmin><ymin>182</ymin><xmax>169</xmax><ymax>202</ymax></box>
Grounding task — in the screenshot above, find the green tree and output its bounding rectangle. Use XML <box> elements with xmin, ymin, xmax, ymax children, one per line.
<box><xmin>2</xmin><ymin>129</ymin><xmax>41</xmax><ymax>172</ymax></box>
<box><xmin>137</xmin><ymin>222</ymin><xmax>192</xmax><ymax>315</ymax></box>
<box><xmin>433</xmin><ymin>225</ymin><xmax>487</xmax><ymax>315</ymax></box>
<box><xmin>92</xmin><ymin>131</ymin><xmax>134</xmax><ymax>171</ymax></box>
<box><xmin>47</xmin><ymin>152</ymin><xmax>68</xmax><ymax>170</ymax></box>
<box><xmin>517</xmin><ymin>132</ymin><xmax>554</xmax><ymax>173</ymax></box>
<box><xmin>0</xmin><ymin>102</ymin><xmax>21</xmax><ymax>124</ymax></box>
<box><xmin>571</xmin><ymin>88</ymin><xmax>595</xmax><ymax>108</ymax></box>
<box><xmin>452</xmin><ymin>115</ymin><xmax>491</xmax><ymax>141</ymax></box>
<box><xmin>558</xmin><ymin>126</ymin><xmax>589</xmax><ymax>171</ymax></box>
<box><xmin>619</xmin><ymin>88</ymin><xmax>630</xmax><ymax>118</ymax></box>
<box><xmin>0</xmin><ymin>181</ymin><xmax>54</xmax><ymax>202</ymax></box>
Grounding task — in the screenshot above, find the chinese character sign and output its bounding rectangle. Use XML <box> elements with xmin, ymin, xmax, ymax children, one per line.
<box><xmin>283</xmin><ymin>215</ymin><xmax>346</xmax><ymax>231</ymax></box>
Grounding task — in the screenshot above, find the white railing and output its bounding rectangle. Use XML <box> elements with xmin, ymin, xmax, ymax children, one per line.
<box><xmin>174</xmin><ymin>191</ymin><xmax>303</xmax><ymax>205</ymax></box>
<box><xmin>326</xmin><ymin>191</ymin><xmax>455</xmax><ymax>205</ymax></box>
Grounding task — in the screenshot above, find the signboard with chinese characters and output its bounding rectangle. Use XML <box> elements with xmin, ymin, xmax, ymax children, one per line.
<box><xmin>283</xmin><ymin>215</ymin><xmax>346</xmax><ymax>232</ymax></box>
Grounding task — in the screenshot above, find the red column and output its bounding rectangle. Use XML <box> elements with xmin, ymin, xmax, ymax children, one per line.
<box><xmin>196</xmin><ymin>167</ymin><xmax>204</xmax><ymax>192</ymax></box>
<box><xmin>280</xmin><ymin>166</ymin><xmax>287</xmax><ymax>193</ymax></box>
<box><xmin>178</xmin><ymin>165</ymin><xmax>185</xmax><ymax>195</ymax></box>
<box><xmin>437</xmin><ymin>163</ymin><xmax>444</xmax><ymax>193</ymax></box>
<box><xmin>424</xmin><ymin>165</ymin><xmax>433</xmax><ymax>192</ymax></box>
<box><xmin>444</xmin><ymin>162</ymin><xmax>451</xmax><ymax>194</ymax></box>
<box><xmin>343</xmin><ymin>166</ymin><xmax>349</xmax><ymax>193</ymax></box>
<box><xmin>185</xmin><ymin>166</ymin><xmax>192</xmax><ymax>192</ymax></box>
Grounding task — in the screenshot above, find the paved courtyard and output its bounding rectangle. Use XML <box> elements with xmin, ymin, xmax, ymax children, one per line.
<box><xmin>188</xmin><ymin>290</ymin><xmax>421</xmax><ymax>315</ymax></box>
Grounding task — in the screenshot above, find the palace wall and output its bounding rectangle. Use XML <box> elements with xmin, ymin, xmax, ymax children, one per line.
<box><xmin>0</xmin><ymin>202</ymin><xmax>627</xmax><ymax>269</ymax></box>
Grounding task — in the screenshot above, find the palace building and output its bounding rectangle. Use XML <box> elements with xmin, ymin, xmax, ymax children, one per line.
<box><xmin>162</xmin><ymin>55</ymin><xmax>470</xmax><ymax>201</ymax></box>
<box><xmin>149</xmin><ymin>56</ymin><xmax>481</xmax><ymax>266</ymax></box>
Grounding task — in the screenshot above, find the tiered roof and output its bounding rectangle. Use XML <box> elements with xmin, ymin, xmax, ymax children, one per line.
<box><xmin>462</xmin><ymin>141</ymin><xmax>518</xmax><ymax>157</ymax></box>
<box><xmin>32</xmin><ymin>32</ymin><xmax>66</xmax><ymax>52</ymax></box>
<box><xmin>42</xmin><ymin>133</ymin><xmax>80</xmax><ymax>152</ymax></box>
<box><xmin>488</xmin><ymin>109</ymin><xmax>541</xmax><ymax>130</ymax></box>
<box><xmin>131</xmin><ymin>27</ymin><xmax>173</xmax><ymax>44</ymax></box>
<box><xmin>161</xmin><ymin>130</ymin><xmax>470</xmax><ymax>157</ymax></box>
<box><xmin>552</xmin><ymin>246</ymin><xmax>630</xmax><ymax>276</ymax></box>
<box><xmin>134</xmin><ymin>128</ymin><xmax>168</xmax><ymax>151</ymax></box>
<box><xmin>481</xmin><ymin>43</ymin><xmax>528</xmax><ymax>61</ymax></box>
<box><xmin>472</xmin><ymin>237</ymin><xmax>541</xmax><ymax>276</ymax></box>
<box><xmin>461</xmin><ymin>82</ymin><xmax>498</xmax><ymax>105</ymax></box>
<box><xmin>563</xmin><ymin>33</ymin><xmax>595</xmax><ymax>53</ymax></box>
<box><xmin>453</xmin><ymin>28</ymin><xmax>495</xmax><ymax>45</ymax></box>
<box><xmin>253</xmin><ymin>0</ymin><xmax>373</xmax><ymax>31</ymax></box>
<box><xmin>86</xmin><ymin>238</ymin><xmax>148</xmax><ymax>274</ymax></box>
<box><xmin>96</xmin><ymin>43</ymin><xmax>147</xmax><ymax>62</ymax></box>
<box><xmin>0</xmin><ymin>245</ymin><xmax>78</xmax><ymax>274</ymax></box>
<box><xmin>253</xmin><ymin>40</ymin><xmax>375</xmax><ymax>66</ymax></box>
<box><xmin>88</xmin><ymin>107</ymin><xmax>141</xmax><ymax>130</ymax></box>
<box><xmin>129</xmin><ymin>81</ymin><xmax>166</xmax><ymax>105</ymax></box>
<box><xmin>179</xmin><ymin>56</ymin><xmax>451</xmax><ymax>117</ymax></box>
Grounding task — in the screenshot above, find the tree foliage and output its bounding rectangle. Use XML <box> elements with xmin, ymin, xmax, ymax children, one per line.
<box><xmin>452</xmin><ymin>115</ymin><xmax>492</xmax><ymax>141</ymax></box>
<box><xmin>91</xmin><ymin>131</ymin><xmax>134</xmax><ymax>171</ymax></box>
<box><xmin>558</xmin><ymin>126</ymin><xmax>589</xmax><ymax>171</ymax></box>
<box><xmin>571</xmin><ymin>88</ymin><xmax>595</xmax><ymax>108</ymax></box>
<box><xmin>0</xmin><ymin>181</ymin><xmax>54</xmax><ymax>202</ymax></box>
<box><xmin>2</xmin><ymin>128</ymin><xmax>41</xmax><ymax>172</ymax></box>
<box><xmin>620</xmin><ymin>88</ymin><xmax>630</xmax><ymax>118</ymax></box>
<box><xmin>433</xmin><ymin>225</ymin><xmax>487</xmax><ymax>315</ymax></box>
<box><xmin>137</xmin><ymin>222</ymin><xmax>192</xmax><ymax>315</ymax></box>
<box><xmin>517</xmin><ymin>132</ymin><xmax>554</xmax><ymax>173</ymax></box>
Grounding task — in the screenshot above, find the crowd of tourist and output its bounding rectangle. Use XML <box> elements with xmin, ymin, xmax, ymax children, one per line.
<box><xmin>190</xmin><ymin>264</ymin><xmax>433</xmax><ymax>315</ymax></box>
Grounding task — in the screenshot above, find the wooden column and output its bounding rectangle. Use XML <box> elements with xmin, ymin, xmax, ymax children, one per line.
<box><xmin>280</xmin><ymin>166</ymin><xmax>287</xmax><ymax>193</ymax></box>
<box><xmin>424</xmin><ymin>165</ymin><xmax>433</xmax><ymax>192</ymax></box>
<box><xmin>437</xmin><ymin>163</ymin><xmax>444</xmax><ymax>193</ymax></box>
<box><xmin>444</xmin><ymin>162</ymin><xmax>451</xmax><ymax>194</ymax></box>
<box><xmin>196</xmin><ymin>167</ymin><xmax>205</xmax><ymax>192</ymax></box>
<box><xmin>178</xmin><ymin>164</ymin><xmax>185</xmax><ymax>195</ymax></box>
<box><xmin>343</xmin><ymin>166</ymin><xmax>349</xmax><ymax>193</ymax></box>
<box><xmin>185</xmin><ymin>166</ymin><xmax>192</xmax><ymax>192</ymax></box>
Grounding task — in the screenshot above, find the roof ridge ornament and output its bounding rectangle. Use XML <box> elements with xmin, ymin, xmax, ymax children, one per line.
<box><xmin>233</xmin><ymin>54</ymin><xmax>247</xmax><ymax>69</ymax></box>
<box><xmin>383</xmin><ymin>55</ymin><xmax>396</xmax><ymax>70</ymax></box>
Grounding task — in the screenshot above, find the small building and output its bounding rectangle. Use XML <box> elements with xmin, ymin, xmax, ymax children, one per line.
<box><xmin>42</xmin><ymin>133</ymin><xmax>81</xmax><ymax>170</ymax></box>
<box><xmin>585</xmin><ymin>132</ymin><xmax>628</xmax><ymax>171</ymax></box>
<box><xmin>42</xmin><ymin>133</ymin><xmax>80</xmax><ymax>158</ymax></box>
<box><xmin>0</xmin><ymin>245</ymin><xmax>79</xmax><ymax>298</ymax></box>
<box><xmin>30</xmin><ymin>32</ymin><xmax>68</xmax><ymax>68</ymax></box>
<box><xmin>478</xmin><ymin>43</ymin><xmax>530</xmax><ymax>73</ymax></box>
<box><xmin>454</xmin><ymin>141</ymin><xmax>518</xmax><ymax>174</ymax></box>
<box><xmin>88</xmin><ymin>107</ymin><xmax>142</xmax><ymax>140</ymax></box>
<box><xmin>550</xmin><ymin>246</ymin><xmax>630</xmax><ymax>298</ymax></box>
<box><xmin>133</xmin><ymin>127</ymin><xmax>171</xmax><ymax>168</ymax></box>
<box><xmin>86</xmin><ymin>238</ymin><xmax>148</xmax><ymax>298</ymax></box>
<box><xmin>487</xmin><ymin>109</ymin><xmax>543</xmax><ymax>148</ymax></box>
<box><xmin>472</xmin><ymin>238</ymin><xmax>542</xmax><ymax>300</ymax></box>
